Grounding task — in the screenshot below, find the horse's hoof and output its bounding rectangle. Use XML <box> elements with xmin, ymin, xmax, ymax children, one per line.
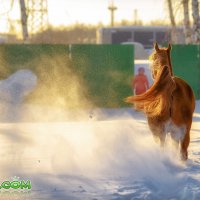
<box><xmin>180</xmin><ymin>153</ymin><xmax>188</xmax><ymax>161</ymax></box>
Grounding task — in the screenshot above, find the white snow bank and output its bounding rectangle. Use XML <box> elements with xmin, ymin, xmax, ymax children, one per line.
<box><xmin>0</xmin><ymin>69</ymin><xmax>37</xmax><ymax>104</ymax></box>
<box><xmin>0</xmin><ymin>69</ymin><xmax>37</xmax><ymax>121</ymax></box>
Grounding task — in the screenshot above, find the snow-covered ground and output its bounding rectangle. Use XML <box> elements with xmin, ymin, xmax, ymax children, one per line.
<box><xmin>0</xmin><ymin>70</ymin><xmax>200</xmax><ymax>200</ymax></box>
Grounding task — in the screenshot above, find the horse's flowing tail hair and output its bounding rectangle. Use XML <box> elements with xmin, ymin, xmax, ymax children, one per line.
<box><xmin>126</xmin><ymin>66</ymin><xmax>176</xmax><ymax>117</ymax></box>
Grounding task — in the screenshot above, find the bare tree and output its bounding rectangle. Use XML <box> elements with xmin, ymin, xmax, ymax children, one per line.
<box><xmin>183</xmin><ymin>0</ymin><xmax>192</xmax><ymax>43</ymax></box>
<box><xmin>19</xmin><ymin>0</ymin><xmax>29</xmax><ymax>42</ymax></box>
<box><xmin>167</xmin><ymin>0</ymin><xmax>177</xmax><ymax>43</ymax></box>
<box><xmin>192</xmin><ymin>0</ymin><xmax>200</xmax><ymax>43</ymax></box>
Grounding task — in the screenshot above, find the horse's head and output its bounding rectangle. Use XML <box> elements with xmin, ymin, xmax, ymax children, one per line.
<box><xmin>149</xmin><ymin>43</ymin><xmax>173</xmax><ymax>79</ymax></box>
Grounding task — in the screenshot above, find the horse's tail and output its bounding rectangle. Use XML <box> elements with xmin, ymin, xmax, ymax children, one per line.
<box><xmin>126</xmin><ymin>65</ymin><xmax>176</xmax><ymax>117</ymax></box>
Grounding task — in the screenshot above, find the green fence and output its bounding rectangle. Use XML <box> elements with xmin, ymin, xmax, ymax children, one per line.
<box><xmin>0</xmin><ymin>44</ymin><xmax>68</xmax><ymax>78</ymax></box>
<box><xmin>0</xmin><ymin>44</ymin><xmax>199</xmax><ymax>108</ymax></box>
<box><xmin>70</xmin><ymin>44</ymin><xmax>133</xmax><ymax>107</ymax></box>
<box><xmin>171</xmin><ymin>45</ymin><xmax>200</xmax><ymax>99</ymax></box>
<box><xmin>0</xmin><ymin>44</ymin><xmax>134</xmax><ymax>108</ymax></box>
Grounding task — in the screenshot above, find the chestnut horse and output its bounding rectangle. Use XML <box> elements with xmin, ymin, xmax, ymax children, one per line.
<box><xmin>126</xmin><ymin>43</ymin><xmax>195</xmax><ymax>160</ymax></box>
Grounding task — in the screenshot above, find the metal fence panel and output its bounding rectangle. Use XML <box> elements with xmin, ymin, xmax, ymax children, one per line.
<box><xmin>171</xmin><ymin>45</ymin><xmax>200</xmax><ymax>99</ymax></box>
<box><xmin>0</xmin><ymin>44</ymin><xmax>134</xmax><ymax>108</ymax></box>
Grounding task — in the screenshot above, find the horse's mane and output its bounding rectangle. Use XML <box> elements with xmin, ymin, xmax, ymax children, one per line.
<box><xmin>149</xmin><ymin>46</ymin><xmax>173</xmax><ymax>76</ymax></box>
<box><xmin>126</xmin><ymin>45</ymin><xmax>176</xmax><ymax>118</ymax></box>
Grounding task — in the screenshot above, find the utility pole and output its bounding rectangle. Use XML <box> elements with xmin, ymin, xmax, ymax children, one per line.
<box><xmin>108</xmin><ymin>1</ymin><xmax>117</xmax><ymax>27</ymax></box>
<box><xmin>19</xmin><ymin>0</ymin><xmax>29</xmax><ymax>42</ymax></box>
<box><xmin>133</xmin><ymin>9</ymin><xmax>138</xmax><ymax>25</ymax></box>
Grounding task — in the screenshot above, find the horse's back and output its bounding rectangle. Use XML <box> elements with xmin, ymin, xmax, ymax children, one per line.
<box><xmin>172</xmin><ymin>77</ymin><xmax>195</xmax><ymax>125</ymax></box>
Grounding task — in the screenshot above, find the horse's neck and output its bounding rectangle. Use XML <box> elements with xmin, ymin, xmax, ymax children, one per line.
<box><xmin>167</xmin><ymin>52</ymin><xmax>173</xmax><ymax>76</ymax></box>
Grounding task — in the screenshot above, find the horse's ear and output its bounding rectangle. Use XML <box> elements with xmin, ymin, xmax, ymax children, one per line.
<box><xmin>167</xmin><ymin>43</ymin><xmax>172</xmax><ymax>52</ymax></box>
<box><xmin>154</xmin><ymin>42</ymin><xmax>159</xmax><ymax>52</ymax></box>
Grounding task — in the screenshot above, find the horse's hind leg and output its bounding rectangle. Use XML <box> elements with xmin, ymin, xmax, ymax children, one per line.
<box><xmin>148</xmin><ymin>118</ymin><xmax>166</xmax><ymax>147</ymax></box>
<box><xmin>170</xmin><ymin>133</ymin><xmax>179</xmax><ymax>151</ymax></box>
<box><xmin>151</xmin><ymin>131</ymin><xmax>166</xmax><ymax>147</ymax></box>
<box><xmin>171</xmin><ymin>125</ymin><xmax>190</xmax><ymax>160</ymax></box>
<box><xmin>180</xmin><ymin>128</ymin><xmax>190</xmax><ymax>160</ymax></box>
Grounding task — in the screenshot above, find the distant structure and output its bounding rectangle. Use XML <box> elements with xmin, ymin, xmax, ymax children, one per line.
<box><xmin>26</xmin><ymin>0</ymin><xmax>48</xmax><ymax>35</ymax></box>
<box><xmin>108</xmin><ymin>1</ymin><xmax>117</xmax><ymax>27</ymax></box>
<box><xmin>97</xmin><ymin>26</ymin><xmax>185</xmax><ymax>48</ymax></box>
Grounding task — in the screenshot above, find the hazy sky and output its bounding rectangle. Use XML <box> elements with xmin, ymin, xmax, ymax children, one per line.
<box><xmin>0</xmin><ymin>0</ymin><xmax>166</xmax><ymax>32</ymax></box>
<box><xmin>48</xmin><ymin>0</ymin><xmax>166</xmax><ymax>26</ymax></box>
